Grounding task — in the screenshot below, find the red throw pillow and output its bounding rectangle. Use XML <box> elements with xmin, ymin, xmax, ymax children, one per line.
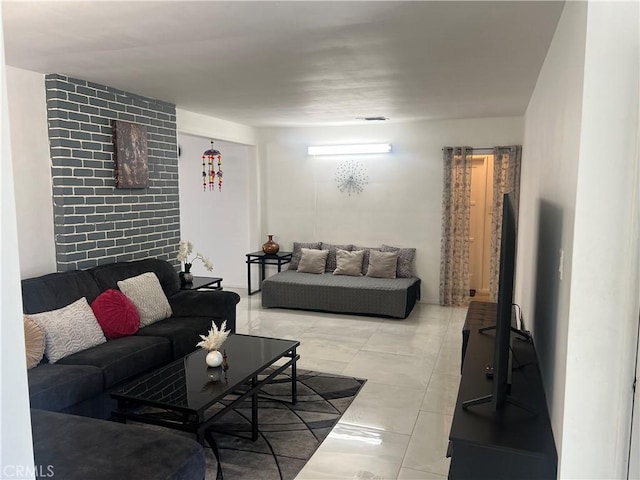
<box><xmin>91</xmin><ymin>289</ymin><xmax>140</xmax><ymax>339</ymax></box>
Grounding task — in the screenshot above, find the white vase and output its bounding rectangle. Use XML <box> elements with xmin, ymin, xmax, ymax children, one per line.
<box><xmin>205</xmin><ymin>350</ymin><xmax>223</xmax><ymax>368</ymax></box>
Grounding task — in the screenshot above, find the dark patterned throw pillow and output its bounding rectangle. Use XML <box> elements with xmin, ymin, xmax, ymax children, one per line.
<box><xmin>353</xmin><ymin>246</ymin><xmax>382</xmax><ymax>275</ymax></box>
<box><xmin>321</xmin><ymin>243</ymin><xmax>353</xmax><ymax>272</ymax></box>
<box><xmin>381</xmin><ymin>244</ymin><xmax>416</xmax><ymax>278</ymax></box>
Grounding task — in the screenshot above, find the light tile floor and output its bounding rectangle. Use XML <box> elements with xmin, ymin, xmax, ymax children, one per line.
<box><xmin>229</xmin><ymin>290</ymin><xmax>468</xmax><ymax>480</ymax></box>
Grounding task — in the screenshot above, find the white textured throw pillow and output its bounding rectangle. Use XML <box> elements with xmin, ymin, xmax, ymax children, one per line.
<box><xmin>366</xmin><ymin>250</ymin><xmax>399</xmax><ymax>279</ymax></box>
<box><xmin>27</xmin><ymin>297</ymin><xmax>106</xmax><ymax>363</ymax></box>
<box><xmin>118</xmin><ymin>272</ymin><xmax>172</xmax><ymax>327</ymax></box>
<box><xmin>297</xmin><ymin>248</ymin><xmax>329</xmax><ymax>274</ymax></box>
<box><xmin>333</xmin><ymin>249</ymin><xmax>364</xmax><ymax>276</ymax></box>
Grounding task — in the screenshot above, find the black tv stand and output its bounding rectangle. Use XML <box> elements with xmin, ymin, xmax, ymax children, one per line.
<box><xmin>449</xmin><ymin>301</ymin><xmax>557</xmax><ymax>479</ymax></box>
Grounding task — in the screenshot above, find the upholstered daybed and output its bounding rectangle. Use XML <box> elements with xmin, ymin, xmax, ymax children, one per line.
<box><xmin>261</xmin><ymin>242</ymin><xmax>421</xmax><ymax>319</ymax></box>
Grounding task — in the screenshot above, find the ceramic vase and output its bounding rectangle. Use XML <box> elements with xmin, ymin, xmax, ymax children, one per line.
<box><xmin>206</xmin><ymin>350</ymin><xmax>223</xmax><ymax>368</ymax></box>
<box><xmin>262</xmin><ymin>234</ymin><xmax>280</xmax><ymax>255</ymax></box>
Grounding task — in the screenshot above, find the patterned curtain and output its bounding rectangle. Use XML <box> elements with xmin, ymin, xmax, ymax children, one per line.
<box><xmin>489</xmin><ymin>146</ymin><xmax>522</xmax><ymax>301</ymax></box>
<box><xmin>440</xmin><ymin>147</ymin><xmax>473</xmax><ymax>306</ymax></box>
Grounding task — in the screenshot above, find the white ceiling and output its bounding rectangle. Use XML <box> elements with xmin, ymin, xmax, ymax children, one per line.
<box><xmin>2</xmin><ymin>1</ymin><xmax>564</xmax><ymax>127</ymax></box>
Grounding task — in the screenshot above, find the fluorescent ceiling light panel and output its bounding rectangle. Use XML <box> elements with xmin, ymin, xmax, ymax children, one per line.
<box><xmin>307</xmin><ymin>143</ymin><xmax>392</xmax><ymax>155</ymax></box>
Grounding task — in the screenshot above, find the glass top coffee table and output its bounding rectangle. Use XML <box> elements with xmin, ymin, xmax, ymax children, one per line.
<box><xmin>111</xmin><ymin>334</ymin><xmax>299</xmax><ymax>443</ymax></box>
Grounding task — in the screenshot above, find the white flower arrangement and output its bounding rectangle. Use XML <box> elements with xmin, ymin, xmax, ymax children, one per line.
<box><xmin>177</xmin><ymin>240</ymin><xmax>213</xmax><ymax>272</ymax></box>
<box><xmin>196</xmin><ymin>320</ymin><xmax>230</xmax><ymax>352</ymax></box>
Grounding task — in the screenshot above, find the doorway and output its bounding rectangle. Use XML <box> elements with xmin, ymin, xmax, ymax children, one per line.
<box><xmin>440</xmin><ymin>145</ymin><xmax>521</xmax><ymax>306</ymax></box>
<box><xmin>469</xmin><ymin>155</ymin><xmax>494</xmax><ymax>301</ymax></box>
<box><xmin>177</xmin><ymin>133</ymin><xmax>253</xmax><ymax>288</ymax></box>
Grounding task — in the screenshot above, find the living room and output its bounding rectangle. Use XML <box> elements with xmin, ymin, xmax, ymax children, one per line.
<box><xmin>1</xmin><ymin>2</ymin><xmax>639</xmax><ymax>480</ymax></box>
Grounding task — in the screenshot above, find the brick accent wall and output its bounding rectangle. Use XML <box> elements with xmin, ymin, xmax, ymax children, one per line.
<box><xmin>45</xmin><ymin>74</ymin><xmax>180</xmax><ymax>271</ymax></box>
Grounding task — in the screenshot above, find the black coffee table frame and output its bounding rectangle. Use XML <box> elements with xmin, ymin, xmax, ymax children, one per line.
<box><xmin>111</xmin><ymin>334</ymin><xmax>299</xmax><ymax>444</ymax></box>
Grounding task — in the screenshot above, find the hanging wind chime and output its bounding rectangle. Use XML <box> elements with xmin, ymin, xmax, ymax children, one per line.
<box><xmin>201</xmin><ymin>140</ymin><xmax>223</xmax><ymax>191</ymax></box>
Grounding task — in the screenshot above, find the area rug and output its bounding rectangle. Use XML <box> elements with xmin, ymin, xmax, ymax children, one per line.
<box><xmin>203</xmin><ymin>368</ymin><xmax>366</xmax><ymax>480</ymax></box>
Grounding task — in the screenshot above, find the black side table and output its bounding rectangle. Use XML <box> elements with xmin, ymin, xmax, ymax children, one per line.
<box><xmin>246</xmin><ymin>251</ymin><xmax>293</xmax><ymax>295</ymax></box>
<box><xmin>180</xmin><ymin>276</ymin><xmax>223</xmax><ymax>291</ymax></box>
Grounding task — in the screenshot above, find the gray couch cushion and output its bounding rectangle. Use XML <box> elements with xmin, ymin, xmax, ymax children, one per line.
<box><xmin>31</xmin><ymin>409</ymin><xmax>205</xmax><ymax>480</ymax></box>
<box><xmin>28</xmin><ymin>364</ymin><xmax>104</xmax><ymax>412</ymax></box>
<box><xmin>57</xmin><ymin>336</ymin><xmax>172</xmax><ymax>389</ymax></box>
<box><xmin>137</xmin><ymin>316</ymin><xmax>217</xmax><ymax>360</ymax></box>
<box><xmin>90</xmin><ymin>258</ymin><xmax>181</xmax><ymax>297</ymax></box>
<box><xmin>169</xmin><ymin>290</ymin><xmax>240</xmax><ymax>323</ymax></box>
<box><xmin>21</xmin><ymin>270</ymin><xmax>102</xmax><ymax>314</ymax></box>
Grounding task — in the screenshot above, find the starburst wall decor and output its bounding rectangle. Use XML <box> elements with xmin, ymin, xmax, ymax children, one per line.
<box><xmin>335</xmin><ymin>160</ymin><xmax>368</xmax><ymax>196</ymax></box>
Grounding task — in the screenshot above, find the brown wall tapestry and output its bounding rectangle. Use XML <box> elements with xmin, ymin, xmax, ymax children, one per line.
<box><xmin>113</xmin><ymin>120</ymin><xmax>148</xmax><ymax>188</ymax></box>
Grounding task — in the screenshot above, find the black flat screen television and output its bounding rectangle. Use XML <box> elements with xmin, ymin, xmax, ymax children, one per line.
<box><xmin>463</xmin><ymin>192</ymin><xmax>532</xmax><ymax>413</ymax></box>
<box><xmin>491</xmin><ymin>192</ymin><xmax>517</xmax><ymax>410</ymax></box>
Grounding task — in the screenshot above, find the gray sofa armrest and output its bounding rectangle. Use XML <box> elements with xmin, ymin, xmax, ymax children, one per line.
<box><xmin>168</xmin><ymin>290</ymin><xmax>240</xmax><ymax>332</ymax></box>
<box><xmin>31</xmin><ymin>409</ymin><xmax>205</xmax><ymax>480</ymax></box>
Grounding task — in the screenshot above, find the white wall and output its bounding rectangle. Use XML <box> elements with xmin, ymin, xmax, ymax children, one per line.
<box><xmin>518</xmin><ymin>2</ymin><xmax>640</xmax><ymax>478</ymax></box>
<box><xmin>176</xmin><ymin>108</ymin><xmax>262</xmax><ymax>288</ymax></box>
<box><xmin>258</xmin><ymin>117</ymin><xmax>523</xmax><ymax>303</ymax></box>
<box><xmin>516</xmin><ymin>0</ymin><xmax>587</xmax><ymax>462</ymax></box>
<box><xmin>177</xmin><ymin>134</ymin><xmax>253</xmax><ymax>288</ymax></box>
<box><xmin>6</xmin><ymin>66</ymin><xmax>55</xmax><ymax>278</ymax></box>
<box><xmin>1</xmin><ymin>9</ymin><xmax>36</xmax><ymax>476</ymax></box>
<box><xmin>562</xmin><ymin>1</ymin><xmax>639</xmax><ymax>477</ymax></box>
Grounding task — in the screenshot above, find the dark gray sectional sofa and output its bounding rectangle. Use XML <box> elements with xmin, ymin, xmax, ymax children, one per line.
<box><xmin>31</xmin><ymin>409</ymin><xmax>206</xmax><ymax>480</ymax></box>
<box><xmin>23</xmin><ymin>258</ymin><xmax>241</xmax><ymax>480</ymax></box>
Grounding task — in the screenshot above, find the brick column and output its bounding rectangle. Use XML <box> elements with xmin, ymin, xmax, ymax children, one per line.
<box><xmin>45</xmin><ymin>74</ymin><xmax>180</xmax><ymax>270</ymax></box>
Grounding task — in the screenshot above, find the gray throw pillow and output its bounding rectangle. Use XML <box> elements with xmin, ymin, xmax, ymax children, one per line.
<box><xmin>366</xmin><ymin>250</ymin><xmax>399</xmax><ymax>279</ymax></box>
<box><xmin>381</xmin><ymin>244</ymin><xmax>416</xmax><ymax>278</ymax></box>
<box><xmin>333</xmin><ymin>249</ymin><xmax>364</xmax><ymax>276</ymax></box>
<box><xmin>321</xmin><ymin>243</ymin><xmax>353</xmax><ymax>272</ymax></box>
<box><xmin>288</xmin><ymin>241</ymin><xmax>322</xmax><ymax>270</ymax></box>
<box><xmin>297</xmin><ymin>248</ymin><xmax>329</xmax><ymax>274</ymax></box>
